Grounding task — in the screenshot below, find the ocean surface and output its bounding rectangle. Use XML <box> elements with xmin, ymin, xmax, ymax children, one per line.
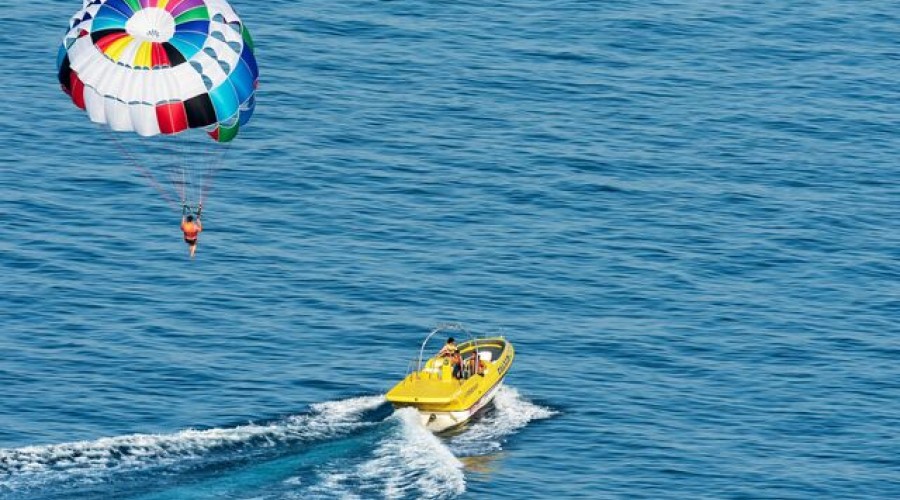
<box><xmin>2</xmin><ymin>0</ymin><xmax>899</xmax><ymax>498</ymax></box>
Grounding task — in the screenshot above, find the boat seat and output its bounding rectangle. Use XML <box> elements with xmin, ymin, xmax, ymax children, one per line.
<box><xmin>423</xmin><ymin>358</ymin><xmax>443</xmax><ymax>373</ymax></box>
<box><xmin>479</xmin><ymin>351</ymin><xmax>493</xmax><ymax>362</ymax></box>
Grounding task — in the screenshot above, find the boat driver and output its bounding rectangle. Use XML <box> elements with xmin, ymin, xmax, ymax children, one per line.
<box><xmin>439</xmin><ymin>338</ymin><xmax>464</xmax><ymax>379</ymax></box>
<box><xmin>439</xmin><ymin>337</ymin><xmax>458</xmax><ymax>357</ymax></box>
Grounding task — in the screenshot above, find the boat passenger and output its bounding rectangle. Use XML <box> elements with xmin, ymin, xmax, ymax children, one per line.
<box><xmin>451</xmin><ymin>350</ymin><xmax>464</xmax><ymax>379</ymax></box>
<box><xmin>467</xmin><ymin>354</ymin><xmax>487</xmax><ymax>377</ymax></box>
<box><xmin>439</xmin><ymin>338</ymin><xmax>463</xmax><ymax>379</ymax></box>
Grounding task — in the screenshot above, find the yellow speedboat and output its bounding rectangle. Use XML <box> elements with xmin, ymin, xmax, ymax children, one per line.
<box><xmin>386</xmin><ymin>324</ymin><xmax>515</xmax><ymax>432</ymax></box>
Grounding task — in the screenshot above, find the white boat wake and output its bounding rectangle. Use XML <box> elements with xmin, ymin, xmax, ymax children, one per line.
<box><xmin>0</xmin><ymin>395</ymin><xmax>385</xmax><ymax>493</ymax></box>
<box><xmin>448</xmin><ymin>386</ymin><xmax>557</xmax><ymax>457</ymax></box>
<box><xmin>304</xmin><ymin>386</ymin><xmax>556</xmax><ymax>499</ymax></box>
<box><xmin>0</xmin><ymin>387</ymin><xmax>555</xmax><ymax>499</ymax></box>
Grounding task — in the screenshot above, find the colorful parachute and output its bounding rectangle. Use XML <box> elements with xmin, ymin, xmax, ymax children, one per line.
<box><xmin>58</xmin><ymin>0</ymin><xmax>258</xmax><ymax>143</ymax></box>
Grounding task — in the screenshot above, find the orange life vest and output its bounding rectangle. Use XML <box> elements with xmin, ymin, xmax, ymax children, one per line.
<box><xmin>181</xmin><ymin>221</ymin><xmax>200</xmax><ymax>240</ymax></box>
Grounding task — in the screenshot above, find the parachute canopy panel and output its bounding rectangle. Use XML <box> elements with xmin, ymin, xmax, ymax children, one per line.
<box><xmin>58</xmin><ymin>0</ymin><xmax>259</xmax><ymax>143</ymax></box>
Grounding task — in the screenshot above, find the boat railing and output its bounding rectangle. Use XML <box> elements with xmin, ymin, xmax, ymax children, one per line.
<box><xmin>402</xmin><ymin>323</ymin><xmax>506</xmax><ymax>382</ymax></box>
<box><xmin>411</xmin><ymin>339</ymin><xmax>504</xmax><ymax>382</ymax></box>
<box><xmin>416</xmin><ymin>322</ymin><xmax>473</xmax><ymax>373</ymax></box>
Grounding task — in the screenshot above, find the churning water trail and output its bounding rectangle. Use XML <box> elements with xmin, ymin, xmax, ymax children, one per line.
<box><xmin>307</xmin><ymin>408</ymin><xmax>466</xmax><ymax>500</ymax></box>
<box><xmin>304</xmin><ymin>386</ymin><xmax>554</xmax><ymax>500</ymax></box>
<box><xmin>0</xmin><ymin>395</ymin><xmax>386</xmax><ymax>497</ymax></box>
<box><xmin>0</xmin><ymin>388</ymin><xmax>553</xmax><ymax>499</ymax></box>
<box><xmin>447</xmin><ymin>387</ymin><xmax>557</xmax><ymax>457</ymax></box>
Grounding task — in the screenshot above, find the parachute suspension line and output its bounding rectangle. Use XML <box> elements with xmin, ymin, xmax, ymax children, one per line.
<box><xmin>192</xmin><ymin>137</ymin><xmax>202</xmax><ymax>207</ymax></box>
<box><xmin>170</xmin><ymin>132</ymin><xmax>188</xmax><ymax>207</ymax></box>
<box><xmin>180</xmin><ymin>135</ymin><xmax>186</xmax><ymax>203</ymax></box>
<box><xmin>200</xmin><ymin>141</ymin><xmax>233</xmax><ymax>207</ymax></box>
<box><xmin>186</xmin><ymin>134</ymin><xmax>203</xmax><ymax>210</ymax></box>
<box><xmin>184</xmin><ymin>134</ymin><xmax>195</xmax><ymax>206</ymax></box>
<box><xmin>174</xmin><ymin>133</ymin><xmax>182</xmax><ymax>203</ymax></box>
<box><xmin>169</xmin><ymin>132</ymin><xmax>200</xmax><ymax>214</ymax></box>
<box><xmin>181</xmin><ymin>167</ymin><xmax>187</xmax><ymax>207</ymax></box>
<box><xmin>98</xmin><ymin>124</ymin><xmax>179</xmax><ymax>211</ymax></box>
<box><xmin>185</xmin><ymin>140</ymin><xmax>194</xmax><ymax>208</ymax></box>
<box><xmin>160</xmin><ymin>131</ymin><xmax>219</xmax><ymax>214</ymax></box>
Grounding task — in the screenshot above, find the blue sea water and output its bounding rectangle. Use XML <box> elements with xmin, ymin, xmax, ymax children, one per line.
<box><xmin>2</xmin><ymin>0</ymin><xmax>900</xmax><ymax>498</ymax></box>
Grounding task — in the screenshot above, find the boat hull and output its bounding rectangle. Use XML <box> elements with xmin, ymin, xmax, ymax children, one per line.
<box><xmin>417</xmin><ymin>378</ymin><xmax>504</xmax><ymax>432</ymax></box>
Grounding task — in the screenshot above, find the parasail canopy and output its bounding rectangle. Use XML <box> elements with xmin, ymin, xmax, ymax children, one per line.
<box><xmin>57</xmin><ymin>0</ymin><xmax>259</xmax><ymax>143</ymax></box>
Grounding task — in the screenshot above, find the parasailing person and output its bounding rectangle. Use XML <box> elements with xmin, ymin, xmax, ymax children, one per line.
<box><xmin>181</xmin><ymin>203</ymin><xmax>203</xmax><ymax>258</ymax></box>
<box><xmin>56</xmin><ymin>0</ymin><xmax>259</xmax><ymax>257</ymax></box>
